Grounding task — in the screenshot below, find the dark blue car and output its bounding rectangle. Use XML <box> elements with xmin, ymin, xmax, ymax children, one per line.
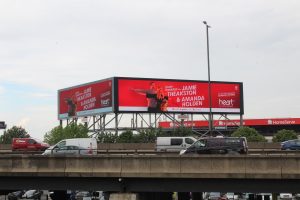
<box><xmin>281</xmin><ymin>139</ymin><xmax>300</xmax><ymax>150</ymax></box>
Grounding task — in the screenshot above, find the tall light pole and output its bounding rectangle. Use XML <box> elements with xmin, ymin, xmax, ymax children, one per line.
<box><xmin>203</xmin><ymin>21</ymin><xmax>213</xmax><ymax>135</ymax></box>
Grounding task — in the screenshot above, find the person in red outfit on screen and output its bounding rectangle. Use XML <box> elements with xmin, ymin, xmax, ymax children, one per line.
<box><xmin>132</xmin><ymin>82</ymin><xmax>168</xmax><ymax>112</ymax></box>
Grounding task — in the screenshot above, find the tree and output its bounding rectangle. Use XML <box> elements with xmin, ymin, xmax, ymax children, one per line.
<box><xmin>97</xmin><ymin>132</ymin><xmax>118</xmax><ymax>143</ymax></box>
<box><xmin>231</xmin><ymin>126</ymin><xmax>266</xmax><ymax>142</ymax></box>
<box><xmin>44</xmin><ymin>123</ymin><xmax>89</xmax><ymax>145</ymax></box>
<box><xmin>0</xmin><ymin>126</ymin><xmax>30</xmax><ymax>144</ymax></box>
<box><xmin>272</xmin><ymin>129</ymin><xmax>298</xmax><ymax>142</ymax></box>
<box><xmin>116</xmin><ymin>130</ymin><xmax>134</xmax><ymax>143</ymax></box>
<box><xmin>135</xmin><ymin>128</ymin><xmax>157</xmax><ymax>143</ymax></box>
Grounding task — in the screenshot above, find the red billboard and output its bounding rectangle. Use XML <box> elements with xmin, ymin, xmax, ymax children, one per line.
<box><xmin>117</xmin><ymin>78</ymin><xmax>243</xmax><ymax>114</ymax></box>
<box><xmin>159</xmin><ymin>118</ymin><xmax>300</xmax><ymax>128</ymax></box>
<box><xmin>58</xmin><ymin>78</ymin><xmax>113</xmax><ymax>119</ymax></box>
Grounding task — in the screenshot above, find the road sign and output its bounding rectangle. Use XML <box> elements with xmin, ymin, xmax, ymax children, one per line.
<box><xmin>0</xmin><ymin>121</ymin><xmax>7</xmax><ymax>129</ymax></box>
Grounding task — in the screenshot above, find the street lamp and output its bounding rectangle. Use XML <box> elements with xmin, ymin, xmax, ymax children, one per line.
<box><xmin>203</xmin><ymin>21</ymin><xmax>213</xmax><ymax>135</ymax></box>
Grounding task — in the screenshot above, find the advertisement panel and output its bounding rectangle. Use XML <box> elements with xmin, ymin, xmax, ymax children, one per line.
<box><xmin>58</xmin><ymin>78</ymin><xmax>113</xmax><ymax>119</ymax></box>
<box><xmin>117</xmin><ymin>78</ymin><xmax>243</xmax><ymax>114</ymax></box>
<box><xmin>159</xmin><ymin>118</ymin><xmax>300</xmax><ymax>128</ymax></box>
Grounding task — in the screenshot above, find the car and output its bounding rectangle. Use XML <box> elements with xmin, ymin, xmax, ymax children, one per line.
<box><xmin>281</xmin><ymin>139</ymin><xmax>300</xmax><ymax>150</ymax></box>
<box><xmin>22</xmin><ymin>190</ymin><xmax>43</xmax><ymax>199</ymax></box>
<box><xmin>294</xmin><ymin>193</ymin><xmax>300</xmax><ymax>200</ymax></box>
<box><xmin>11</xmin><ymin>138</ymin><xmax>50</xmax><ymax>151</ymax></box>
<box><xmin>42</xmin><ymin>145</ymin><xmax>93</xmax><ymax>155</ymax></box>
<box><xmin>75</xmin><ymin>191</ymin><xmax>92</xmax><ymax>200</ymax></box>
<box><xmin>208</xmin><ymin>192</ymin><xmax>228</xmax><ymax>200</ymax></box>
<box><xmin>7</xmin><ymin>191</ymin><xmax>24</xmax><ymax>200</ymax></box>
<box><xmin>280</xmin><ymin>193</ymin><xmax>292</xmax><ymax>200</ymax></box>
<box><xmin>180</xmin><ymin>137</ymin><xmax>248</xmax><ymax>155</ymax></box>
<box><xmin>226</xmin><ymin>193</ymin><xmax>238</xmax><ymax>200</ymax></box>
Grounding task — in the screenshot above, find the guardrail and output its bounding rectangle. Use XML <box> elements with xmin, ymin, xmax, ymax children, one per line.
<box><xmin>1</xmin><ymin>149</ymin><xmax>300</xmax><ymax>156</ymax></box>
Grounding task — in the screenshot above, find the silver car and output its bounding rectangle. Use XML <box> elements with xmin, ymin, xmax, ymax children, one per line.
<box><xmin>42</xmin><ymin>145</ymin><xmax>92</xmax><ymax>155</ymax></box>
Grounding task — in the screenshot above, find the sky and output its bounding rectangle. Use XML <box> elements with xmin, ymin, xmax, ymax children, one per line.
<box><xmin>1</xmin><ymin>0</ymin><xmax>300</xmax><ymax>140</ymax></box>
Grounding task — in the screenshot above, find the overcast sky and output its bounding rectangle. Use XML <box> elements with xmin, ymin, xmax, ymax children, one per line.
<box><xmin>1</xmin><ymin>0</ymin><xmax>300</xmax><ymax>139</ymax></box>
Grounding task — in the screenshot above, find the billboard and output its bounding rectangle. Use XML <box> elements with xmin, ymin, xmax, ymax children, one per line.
<box><xmin>159</xmin><ymin>118</ymin><xmax>300</xmax><ymax>128</ymax></box>
<box><xmin>117</xmin><ymin>77</ymin><xmax>243</xmax><ymax>114</ymax></box>
<box><xmin>58</xmin><ymin>78</ymin><xmax>113</xmax><ymax>119</ymax></box>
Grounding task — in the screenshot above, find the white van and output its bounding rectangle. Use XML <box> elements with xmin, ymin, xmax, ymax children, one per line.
<box><xmin>156</xmin><ymin>136</ymin><xmax>197</xmax><ymax>152</ymax></box>
<box><xmin>43</xmin><ymin>138</ymin><xmax>97</xmax><ymax>155</ymax></box>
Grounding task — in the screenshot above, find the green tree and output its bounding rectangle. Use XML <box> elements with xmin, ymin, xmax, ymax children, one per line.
<box><xmin>97</xmin><ymin>132</ymin><xmax>118</xmax><ymax>143</ymax></box>
<box><xmin>44</xmin><ymin>123</ymin><xmax>89</xmax><ymax>145</ymax></box>
<box><xmin>116</xmin><ymin>130</ymin><xmax>134</xmax><ymax>143</ymax></box>
<box><xmin>0</xmin><ymin>126</ymin><xmax>30</xmax><ymax>144</ymax></box>
<box><xmin>272</xmin><ymin>129</ymin><xmax>298</xmax><ymax>142</ymax></box>
<box><xmin>135</xmin><ymin>128</ymin><xmax>157</xmax><ymax>143</ymax></box>
<box><xmin>231</xmin><ymin>126</ymin><xmax>266</xmax><ymax>142</ymax></box>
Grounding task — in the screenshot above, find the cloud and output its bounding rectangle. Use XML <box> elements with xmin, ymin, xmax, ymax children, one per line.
<box><xmin>0</xmin><ymin>85</ymin><xmax>5</xmax><ymax>95</ymax></box>
<box><xmin>0</xmin><ymin>0</ymin><xmax>300</xmax><ymax>139</ymax></box>
<box><xmin>17</xmin><ymin>117</ymin><xmax>31</xmax><ymax>128</ymax></box>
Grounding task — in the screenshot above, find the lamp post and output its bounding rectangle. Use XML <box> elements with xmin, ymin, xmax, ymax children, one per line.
<box><xmin>203</xmin><ymin>21</ymin><xmax>213</xmax><ymax>135</ymax></box>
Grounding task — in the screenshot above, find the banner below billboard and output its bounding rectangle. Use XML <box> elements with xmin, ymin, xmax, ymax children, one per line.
<box><xmin>58</xmin><ymin>78</ymin><xmax>113</xmax><ymax>119</ymax></box>
<box><xmin>117</xmin><ymin>78</ymin><xmax>243</xmax><ymax>114</ymax></box>
<box><xmin>159</xmin><ymin>118</ymin><xmax>300</xmax><ymax>128</ymax></box>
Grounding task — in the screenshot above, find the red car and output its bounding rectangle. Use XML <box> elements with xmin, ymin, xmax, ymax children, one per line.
<box><xmin>11</xmin><ymin>138</ymin><xmax>50</xmax><ymax>151</ymax></box>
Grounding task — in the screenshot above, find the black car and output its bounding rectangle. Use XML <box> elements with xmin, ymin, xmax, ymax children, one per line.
<box><xmin>180</xmin><ymin>137</ymin><xmax>248</xmax><ymax>155</ymax></box>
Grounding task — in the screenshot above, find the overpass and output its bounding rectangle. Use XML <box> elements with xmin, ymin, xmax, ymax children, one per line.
<box><xmin>0</xmin><ymin>154</ymin><xmax>300</xmax><ymax>193</ymax></box>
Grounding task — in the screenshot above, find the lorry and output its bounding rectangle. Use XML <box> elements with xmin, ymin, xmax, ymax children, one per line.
<box><xmin>42</xmin><ymin>138</ymin><xmax>98</xmax><ymax>155</ymax></box>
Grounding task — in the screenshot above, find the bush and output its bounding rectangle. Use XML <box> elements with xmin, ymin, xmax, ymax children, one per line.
<box><xmin>231</xmin><ymin>126</ymin><xmax>266</xmax><ymax>142</ymax></box>
<box><xmin>272</xmin><ymin>129</ymin><xmax>297</xmax><ymax>142</ymax></box>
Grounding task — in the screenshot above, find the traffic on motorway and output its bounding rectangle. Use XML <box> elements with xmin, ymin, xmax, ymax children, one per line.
<box><xmin>1</xmin><ymin>137</ymin><xmax>300</xmax><ymax>156</ymax></box>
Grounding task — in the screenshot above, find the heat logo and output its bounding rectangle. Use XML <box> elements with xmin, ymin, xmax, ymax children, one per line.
<box><xmin>218</xmin><ymin>99</ymin><xmax>234</xmax><ymax>107</ymax></box>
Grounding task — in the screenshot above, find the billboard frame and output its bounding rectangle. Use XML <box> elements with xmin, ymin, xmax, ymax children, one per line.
<box><xmin>57</xmin><ymin>77</ymin><xmax>114</xmax><ymax>120</ymax></box>
<box><xmin>114</xmin><ymin>76</ymin><xmax>244</xmax><ymax>115</ymax></box>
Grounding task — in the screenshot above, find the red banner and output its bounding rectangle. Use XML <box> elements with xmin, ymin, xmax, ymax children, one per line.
<box><xmin>118</xmin><ymin>78</ymin><xmax>242</xmax><ymax>114</ymax></box>
<box><xmin>58</xmin><ymin>79</ymin><xmax>113</xmax><ymax>119</ymax></box>
<box><xmin>158</xmin><ymin>118</ymin><xmax>300</xmax><ymax>128</ymax></box>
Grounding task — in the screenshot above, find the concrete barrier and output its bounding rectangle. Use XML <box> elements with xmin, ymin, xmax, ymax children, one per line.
<box><xmin>1</xmin><ymin>154</ymin><xmax>300</xmax><ymax>179</ymax></box>
<box><xmin>248</xmin><ymin>142</ymin><xmax>281</xmax><ymax>149</ymax></box>
<box><xmin>97</xmin><ymin>143</ymin><xmax>155</xmax><ymax>150</ymax></box>
<box><xmin>0</xmin><ymin>144</ymin><xmax>11</xmax><ymax>150</ymax></box>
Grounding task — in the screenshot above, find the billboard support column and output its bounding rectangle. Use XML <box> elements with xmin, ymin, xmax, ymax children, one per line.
<box><xmin>191</xmin><ymin>114</ymin><xmax>194</xmax><ymax>130</ymax></box>
<box><xmin>103</xmin><ymin>115</ymin><xmax>106</xmax><ymax>132</ymax></box>
<box><xmin>93</xmin><ymin>116</ymin><xmax>96</xmax><ymax>132</ymax></box>
<box><xmin>131</xmin><ymin>114</ymin><xmax>134</xmax><ymax>129</ymax></box>
<box><xmin>155</xmin><ymin>113</ymin><xmax>157</xmax><ymax>128</ymax></box>
<box><xmin>240</xmin><ymin>114</ymin><xmax>243</xmax><ymax>127</ymax></box>
<box><xmin>173</xmin><ymin>113</ymin><xmax>176</xmax><ymax>132</ymax></box>
<box><xmin>135</xmin><ymin>113</ymin><xmax>138</xmax><ymax>129</ymax></box>
<box><xmin>115</xmin><ymin>113</ymin><xmax>118</xmax><ymax>136</ymax></box>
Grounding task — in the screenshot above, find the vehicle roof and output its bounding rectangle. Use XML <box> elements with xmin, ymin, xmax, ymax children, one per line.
<box><xmin>199</xmin><ymin>137</ymin><xmax>245</xmax><ymax>140</ymax></box>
